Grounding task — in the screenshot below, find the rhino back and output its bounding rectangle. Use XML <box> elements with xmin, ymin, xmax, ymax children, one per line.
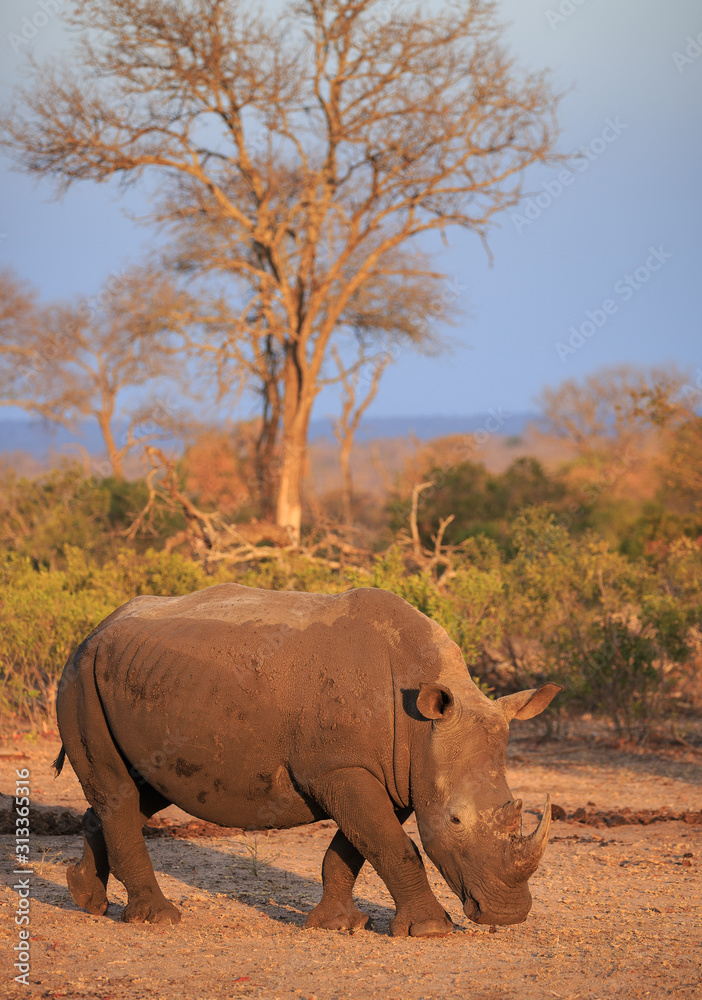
<box><xmin>89</xmin><ymin>585</ymin><xmax>441</xmax><ymax>824</ymax></box>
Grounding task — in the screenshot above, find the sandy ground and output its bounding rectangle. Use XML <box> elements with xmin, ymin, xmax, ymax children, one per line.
<box><xmin>1</xmin><ymin>723</ymin><xmax>700</xmax><ymax>1000</ymax></box>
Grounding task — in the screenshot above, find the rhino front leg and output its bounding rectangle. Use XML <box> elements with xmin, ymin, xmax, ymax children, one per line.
<box><xmin>305</xmin><ymin>830</ymin><xmax>370</xmax><ymax>931</ymax></box>
<box><xmin>316</xmin><ymin>770</ymin><xmax>452</xmax><ymax>938</ymax></box>
<box><xmin>306</xmin><ymin>807</ymin><xmax>414</xmax><ymax>932</ymax></box>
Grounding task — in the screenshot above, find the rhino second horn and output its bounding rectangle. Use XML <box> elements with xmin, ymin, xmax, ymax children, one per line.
<box><xmin>511</xmin><ymin>793</ymin><xmax>552</xmax><ymax>878</ymax></box>
<box><xmin>500</xmin><ymin>798</ymin><xmax>523</xmax><ymax>833</ymax></box>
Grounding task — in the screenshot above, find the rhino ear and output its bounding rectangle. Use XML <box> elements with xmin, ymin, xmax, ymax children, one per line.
<box><xmin>498</xmin><ymin>683</ymin><xmax>562</xmax><ymax>722</ymax></box>
<box><xmin>417</xmin><ymin>683</ymin><xmax>455</xmax><ymax>720</ymax></box>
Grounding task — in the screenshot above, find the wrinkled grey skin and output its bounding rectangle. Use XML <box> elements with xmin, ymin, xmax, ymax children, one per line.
<box><xmin>55</xmin><ymin>584</ymin><xmax>560</xmax><ymax>937</ymax></box>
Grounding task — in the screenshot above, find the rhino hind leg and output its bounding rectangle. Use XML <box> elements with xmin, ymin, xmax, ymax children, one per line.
<box><xmin>113</xmin><ymin>779</ymin><xmax>178</xmax><ymax>924</ymax></box>
<box><xmin>67</xmin><ymin>782</ymin><xmax>172</xmax><ymax>919</ymax></box>
<box><xmin>57</xmin><ymin>645</ymin><xmax>179</xmax><ymax>925</ymax></box>
<box><xmin>66</xmin><ymin>808</ymin><xmax>110</xmax><ymax>915</ymax></box>
<box><xmin>77</xmin><ymin>773</ymin><xmax>178</xmax><ymax>924</ymax></box>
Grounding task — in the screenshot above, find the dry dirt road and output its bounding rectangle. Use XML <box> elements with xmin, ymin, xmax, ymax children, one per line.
<box><xmin>1</xmin><ymin>724</ymin><xmax>700</xmax><ymax>1000</ymax></box>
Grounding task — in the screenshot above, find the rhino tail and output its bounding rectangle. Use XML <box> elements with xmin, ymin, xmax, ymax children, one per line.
<box><xmin>53</xmin><ymin>745</ymin><xmax>67</xmax><ymax>776</ymax></box>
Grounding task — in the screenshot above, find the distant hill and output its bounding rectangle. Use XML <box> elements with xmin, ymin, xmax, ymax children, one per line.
<box><xmin>311</xmin><ymin>412</ymin><xmax>535</xmax><ymax>441</ymax></box>
<box><xmin>0</xmin><ymin>419</ymin><xmax>103</xmax><ymax>457</ymax></box>
<box><xmin>0</xmin><ymin>412</ymin><xmax>536</xmax><ymax>462</ymax></box>
<box><xmin>0</xmin><ymin>418</ymin><xmax>178</xmax><ymax>465</ymax></box>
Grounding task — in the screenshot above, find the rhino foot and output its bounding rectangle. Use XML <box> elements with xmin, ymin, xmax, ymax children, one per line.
<box><xmin>390</xmin><ymin>909</ymin><xmax>454</xmax><ymax>938</ymax></box>
<box><xmin>66</xmin><ymin>863</ymin><xmax>108</xmax><ymax>916</ymax></box>
<box><xmin>121</xmin><ymin>895</ymin><xmax>181</xmax><ymax>925</ymax></box>
<box><xmin>305</xmin><ymin>900</ymin><xmax>371</xmax><ymax>932</ymax></box>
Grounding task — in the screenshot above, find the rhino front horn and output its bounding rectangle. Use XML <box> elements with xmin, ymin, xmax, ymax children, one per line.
<box><xmin>511</xmin><ymin>794</ymin><xmax>552</xmax><ymax>878</ymax></box>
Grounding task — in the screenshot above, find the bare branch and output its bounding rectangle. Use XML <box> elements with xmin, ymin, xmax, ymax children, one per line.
<box><xmin>0</xmin><ymin>264</ymin><xmax>198</xmax><ymax>477</ymax></box>
<box><xmin>1</xmin><ymin>0</ymin><xmax>563</xmax><ymax>535</ymax></box>
<box><xmin>410</xmin><ymin>480</ymin><xmax>435</xmax><ymax>561</ymax></box>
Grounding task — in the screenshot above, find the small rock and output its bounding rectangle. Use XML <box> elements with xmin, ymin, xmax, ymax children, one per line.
<box><xmin>683</xmin><ymin>812</ymin><xmax>702</xmax><ymax>825</ymax></box>
<box><xmin>605</xmin><ymin>814</ymin><xmax>630</xmax><ymax>827</ymax></box>
<box><xmin>550</xmin><ymin>804</ymin><xmax>567</xmax><ymax>822</ymax></box>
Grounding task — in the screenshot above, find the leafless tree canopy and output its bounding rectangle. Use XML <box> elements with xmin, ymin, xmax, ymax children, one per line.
<box><xmin>1</xmin><ymin>0</ymin><xmax>562</xmax><ymax>538</ymax></box>
<box><xmin>629</xmin><ymin>369</ymin><xmax>702</xmax><ymax>510</ymax></box>
<box><xmin>535</xmin><ymin>365</ymin><xmax>687</xmax><ymax>462</ymax></box>
<box><xmin>0</xmin><ymin>267</ymin><xmax>194</xmax><ymax>478</ymax></box>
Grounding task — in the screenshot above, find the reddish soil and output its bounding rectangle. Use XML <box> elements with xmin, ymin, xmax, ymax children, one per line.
<box><xmin>1</xmin><ymin>722</ymin><xmax>700</xmax><ymax>1000</ymax></box>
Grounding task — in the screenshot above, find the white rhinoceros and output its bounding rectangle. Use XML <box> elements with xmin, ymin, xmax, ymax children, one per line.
<box><xmin>55</xmin><ymin>584</ymin><xmax>559</xmax><ymax>936</ymax></box>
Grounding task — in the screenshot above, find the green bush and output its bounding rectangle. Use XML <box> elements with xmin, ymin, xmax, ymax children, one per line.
<box><xmin>1</xmin><ymin>505</ymin><xmax>699</xmax><ymax>737</ymax></box>
<box><xmin>0</xmin><ymin>465</ymin><xmax>186</xmax><ymax>568</ymax></box>
<box><xmin>500</xmin><ymin>509</ymin><xmax>697</xmax><ymax>736</ymax></box>
<box><xmin>0</xmin><ymin>547</ymin><xmax>232</xmax><ymax>720</ymax></box>
<box><xmin>392</xmin><ymin>457</ymin><xmax>569</xmax><ymax>550</ymax></box>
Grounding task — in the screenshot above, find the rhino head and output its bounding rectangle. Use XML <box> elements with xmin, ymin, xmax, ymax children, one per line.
<box><xmin>412</xmin><ymin>679</ymin><xmax>561</xmax><ymax>926</ymax></box>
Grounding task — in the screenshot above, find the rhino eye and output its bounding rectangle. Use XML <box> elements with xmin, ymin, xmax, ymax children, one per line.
<box><xmin>450</xmin><ymin>815</ymin><xmax>461</xmax><ymax>825</ymax></box>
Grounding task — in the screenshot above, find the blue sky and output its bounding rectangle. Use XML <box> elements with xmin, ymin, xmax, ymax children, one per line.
<box><xmin>0</xmin><ymin>0</ymin><xmax>700</xmax><ymax>428</ymax></box>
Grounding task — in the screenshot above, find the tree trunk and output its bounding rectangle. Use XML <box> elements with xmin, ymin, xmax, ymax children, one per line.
<box><xmin>275</xmin><ymin>350</ymin><xmax>311</xmax><ymax>544</ymax></box>
<box><xmin>276</xmin><ymin>411</ymin><xmax>311</xmax><ymax>544</ymax></box>
<box><xmin>98</xmin><ymin>411</ymin><xmax>123</xmax><ymax>479</ymax></box>
<box><xmin>255</xmin><ymin>336</ymin><xmax>282</xmax><ymax>520</ymax></box>
<box><xmin>255</xmin><ymin>387</ymin><xmax>281</xmax><ymax>521</ymax></box>
<box><xmin>276</xmin><ymin>440</ymin><xmax>304</xmax><ymax>543</ymax></box>
<box><xmin>340</xmin><ymin>437</ymin><xmax>353</xmax><ymax>526</ymax></box>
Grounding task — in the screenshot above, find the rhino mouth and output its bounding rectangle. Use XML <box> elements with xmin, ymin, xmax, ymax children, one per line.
<box><xmin>463</xmin><ymin>888</ymin><xmax>532</xmax><ymax>926</ymax></box>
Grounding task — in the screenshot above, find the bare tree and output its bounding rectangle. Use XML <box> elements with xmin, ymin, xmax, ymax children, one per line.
<box><xmin>535</xmin><ymin>366</ymin><xmax>686</xmax><ymax>466</ymax></box>
<box><xmin>1</xmin><ymin>0</ymin><xmax>562</xmax><ymax>540</ymax></box>
<box><xmin>331</xmin><ymin>345</ymin><xmax>389</xmax><ymax>525</ymax></box>
<box><xmin>0</xmin><ymin>266</ymin><xmax>193</xmax><ymax>478</ymax></box>
<box><xmin>0</xmin><ymin>270</ymin><xmax>66</xmax><ymax>424</ymax></box>
<box><xmin>630</xmin><ymin>369</ymin><xmax>702</xmax><ymax>511</ymax></box>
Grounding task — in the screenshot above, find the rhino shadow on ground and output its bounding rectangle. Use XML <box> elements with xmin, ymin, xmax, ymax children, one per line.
<box><xmin>3</xmin><ymin>793</ymin><xmax>454</xmax><ymax>935</ymax></box>
<box><xmin>24</xmin><ymin>826</ymin><xmax>419</xmax><ymax>935</ymax></box>
<box><xmin>159</xmin><ymin>833</ymin><xmax>402</xmax><ymax>931</ymax></box>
